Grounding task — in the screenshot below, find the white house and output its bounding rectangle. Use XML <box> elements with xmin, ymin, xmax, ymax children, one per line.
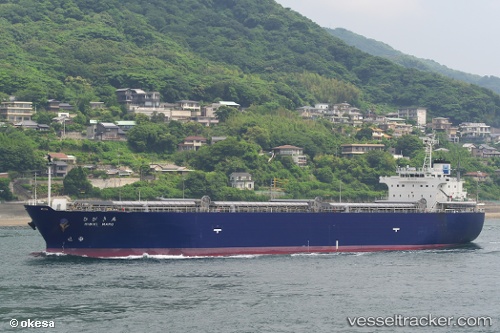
<box><xmin>230</xmin><ymin>172</ymin><xmax>254</xmax><ymax>190</ymax></box>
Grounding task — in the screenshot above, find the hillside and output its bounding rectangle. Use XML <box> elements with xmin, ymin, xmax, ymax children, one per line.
<box><xmin>0</xmin><ymin>0</ymin><xmax>500</xmax><ymax>126</ymax></box>
<box><xmin>326</xmin><ymin>27</ymin><xmax>500</xmax><ymax>95</ymax></box>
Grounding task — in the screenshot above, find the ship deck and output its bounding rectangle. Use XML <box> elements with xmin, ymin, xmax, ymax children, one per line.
<box><xmin>44</xmin><ymin>199</ymin><xmax>481</xmax><ymax>214</ymax></box>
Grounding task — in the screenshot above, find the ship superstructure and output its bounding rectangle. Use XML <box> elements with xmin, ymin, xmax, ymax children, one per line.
<box><xmin>379</xmin><ymin>138</ymin><xmax>473</xmax><ymax>211</ymax></box>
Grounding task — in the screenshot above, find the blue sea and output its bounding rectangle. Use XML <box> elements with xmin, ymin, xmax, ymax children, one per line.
<box><xmin>0</xmin><ymin>220</ymin><xmax>499</xmax><ymax>333</ymax></box>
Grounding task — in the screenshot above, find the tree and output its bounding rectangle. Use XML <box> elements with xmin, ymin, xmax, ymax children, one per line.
<box><xmin>242</xmin><ymin>126</ymin><xmax>271</xmax><ymax>149</ymax></box>
<box><xmin>215</xmin><ymin>106</ymin><xmax>239</xmax><ymax>122</ymax></box>
<box><xmin>127</xmin><ymin>122</ymin><xmax>178</xmax><ymax>153</ymax></box>
<box><xmin>33</xmin><ymin>112</ymin><xmax>55</xmax><ymax>125</ymax></box>
<box><xmin>63</xmin><ymin>167</ymin><xmax>93</xmax><ymax>197</ymax></box>
<box><xmin>0</xmin><ymin>130</ymin><xmax>44</xmax><ymax>172</ymax></box>
<box><xmin>64</xmin><ymin>76</ymin><xmax>96</xmax><ymax>114</ymax></box>
<box><xmin>355</xmin><ymin>127</ymin><xmax>373</xmax><ymax>141</ymax></box>
<box><xmin>151</xmin><ymin>112</ymin><xmax>166</xmax><ymax>123</ymax></box>
<box><xmin>0</xmin><ymin>178</ymin><xmax>14</xmax><ymax>201</ymax></box>
<box><xmin>183</xmin><ymin>171</ymin><xmax>208</xmax><ymax>198</ymax></box>
<box><xmin>188</xmin><ymin>137</ymin><xmax>260</xmax><ymax>172</ymax></box>
<box><xmin>315</xmin><ymin>167</ymin><xmax>334</xmax><ymax>183</ymax></box>
<box><xmin>364</xmin><ymin>150</ymin><xmax>396</xmax><ymax>173</ymax></box>
<box><xmin>395</xmin><ymin>135</ymin><xmax>424</xmax><ymax>158</ymax></box>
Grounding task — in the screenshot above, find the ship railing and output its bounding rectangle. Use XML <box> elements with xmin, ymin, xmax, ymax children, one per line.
<box><xmin>65</xmin><ymin>200</ymin><xmax>482</xmax><ymax>214</ymax></box>
<box><xmin>210</xmin><ymin>201</ymin><xmax>311</xmax><ymax>213</ymax></box>
<box><xmin>78</xmin><ymin>206</ymin><xmax>202</xmax><ymax>213</ymax></box>
<box><xmin>67</xmin><ymin>200</ymin><xmax>201</xmax><ymax>213</ymax></box>
<box><xmin>326</xmin><ymin>202</ymin><xmax>422</xmax><ymax>213</ymax></box>
<box><xmin>436</xmin><ymin>201</ymin><xmax>482</xmax><ymax>213</ymax></box>
<box><xmin>394</xmin><ymin>167</ymin><xmax>447</xmax><ymax>178</ymax></box>
<box><xmin>208</xmin><ymin>205</ymin><xmax>311</xmax><ymax>213</ymax></box>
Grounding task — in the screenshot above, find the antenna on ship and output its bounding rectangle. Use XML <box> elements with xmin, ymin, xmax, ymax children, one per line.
<box><xmin>422</xmin><ymin>135</ymin><xmax>437</xmax><ymax>171</ymax></box>
<box><xmin>46</xmin><ymin>154</ymin><xmax>53</xmax><ymax>207</ymax></box>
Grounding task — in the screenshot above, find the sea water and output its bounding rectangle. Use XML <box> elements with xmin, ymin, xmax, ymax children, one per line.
<box><xmin>0</xmin><ymin>220</ymin><xmax>498</xmax><ymax>333</ymax></box>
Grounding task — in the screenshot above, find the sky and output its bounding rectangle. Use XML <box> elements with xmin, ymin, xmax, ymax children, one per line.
<box><xmin>275</xmin><ymin>0</ymin><xmax>500</xmax><ymax>77</ymax></box>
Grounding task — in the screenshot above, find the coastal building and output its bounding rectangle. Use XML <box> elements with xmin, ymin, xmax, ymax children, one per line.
<box><xmin>176</xmin><ymin>100</ymin><xmax>201</xmax><ymax>116</ymax></box>
<box><xmin>149</xmin><ymin>163</ymin><xmax>192</xmax><ymax>175</ymax></box>
<box><xmin>50</xmin><ymin>161</ymin><xmax>69</xmax><ymax>178</ymax></box>
<box><xmin>0</xmin><ymin>101</ymin><xmax>34</xmax><ymax>123</ymax></box>
<box><xmin>178</xmin><ymin>136</ymin><xmax>207</xmax><ymax>151</ymax></box>
<box><xmin>48</xmin><ymin>153</ymin><xmax>77</xmax><ymax>165</ymax></box>
<box><xmin>115</xmin><ymin>88</ymin><xmax>160</xmax><ymax>108</ymax></box>
<box><xmin>271</xmin><ymin>145</ymin><xmax>307</xmax><ymax>167</ymax></box>
<box><xmin>459</xmin><ymin>122</ymin><xmax>491</xmax><ymax>138</ymax></box>
<box><xmin>341</xmin><ymin>144</ymin><xmax>385</xmax><ymax>157</ymax></box>
<box><xmin>211</xmin><ymin>136</ymin><xmax>227</xmax><ymax>144</ymax></box>
<box><xmin>378</xmin><ymin>121</ymin><xmax>413</xmax><ymax>137</ymax></box>
<box><xmin>230</xmin><ymin>172</ymin><xmax>254</xmax><ymax>190</ymax></box>
<box><xmin>464</xmin><ymin>171</ymin><xmax>489</xmax><ymax>182</ymax></box>
<box><xmin>95</xmin><ymin>122</ymin><xmax>126</xmax><ymax>141</ymax></box>
<box><xmin>115</xmin><ymin>120</ymin><xmax>136</xmax><ymax>132</ymax></box>
<box><xmin>398</xmin><ymin>107</ymin><xmax>427</xmax><ymax>127</ymax></box>
<box><xmin>471</xmin><ymin>144</ymin><xmax>500</xmax><ymax>158</ymax></box>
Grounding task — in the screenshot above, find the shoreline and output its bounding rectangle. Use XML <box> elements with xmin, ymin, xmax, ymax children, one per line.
<box><xmin>2</xmin><ymin>212</ymin><xmax>500</xmax><ymax>227</ymax></box>
<box><xmin>0</xmin><ymin>218</ymin><xmax>31</xmax><ymax>227</ymax></box>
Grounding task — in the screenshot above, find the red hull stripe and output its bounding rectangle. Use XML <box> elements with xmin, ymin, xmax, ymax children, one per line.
<box><xmin>46</xmin><ymin>244</ymin><xmax>456</xmax><ymax>258</ymax></box>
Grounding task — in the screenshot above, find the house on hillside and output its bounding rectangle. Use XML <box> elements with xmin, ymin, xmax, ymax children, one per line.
<box><xmin>211</xmin><ymin>136</ymin><xmax>227</xmax><ymax>144</ymax></box>
<box><xmin>177</xmin><ymin>100</ymin><xmax>201</xmax><ymax>115</ymax></box>
<box><xmin>202</xmin><ymin>101</ymin><xmax>241</xmax><ymax>118</ymax></box>
<box><xmin>462</xmin><ymin>143</ymin><xmax>475</xmax><ymax>153</ymax></box>
<box><xmin>431</xmin><ymin>117</ymin><xmax>453</xmax><ymax>131</ymax></box>
<box><xmin>50</xmin><ymin>161</ymin><xmax>68</xmax><ymax>178</ymax></box>
<box><xmin>90</xmin><ymin>102</ymin><xmax>104</xmax><ymax>109</ymax></box>
<box><xmin>218</xmin><ymin>101</ymin><xmax>241</xmax><ymax>108</ymax></box>
<box><xmin>95</xmin><ymin>122</ymin><xmax>126</xmax><ymax>141</ymax></box>
<box><xmin>106</xmin><ymin>168</ymin><xmax>133</xmax><ymax>177</ymax></box>
<box><xmin>464</xmin><ymin>171</ymin><xmax>489</xmax><ymax>182</ymax></box>
<box><xmin>149</xmin><ymin>163</ymin><xmax>192</xmax><ymax>175</ymax></box>
<box><xmin>48</xmin><ymin>152</ymin><xmax>77</xmax><ymax>164</ymax></box>
<box><xmin>398</xmin><ymin>107</ymin><xmax>427</xmax><ymax>127</ymax></box>
<box><xmin>178</xmin><ymin>136</ymin><xmax>207</xmax><ymax>151</ymax></box>
<box><xmin>230</xmin><ymin>172</ymin><xmax>254</xmax><ymax>190</ymax></box>
<box><xmin>115</xmin><ymin>120</ymin><xmax>136</xmax><ymax>132</ymax></box>
<box><xmin>0</xmin><ymin>101</ymin><xmax>34</xmax><ymax>123</ymax></box>
<box><xmin>459</xmin><ymin>122</ymin><xmax>491</xmax><ymax>138</ymax></box>
<box><xmin>341</xmin><ymin>144</ymin><xmax>385</xmax><ymax>157</ymax></box>
<box><xmin>471</xmin><ymin>144</ymin><xmax>500</xmax><ymax>158</ymax></box>
<box><xmin>116</xmin><ymin>88</ymin><xmax>160</xmax><ymax>109</ymax></box>
<box><xmin>13</xmin><ymin>120</ymin><xmax>48</xmax><ymax>131</ymax></box>
<box><xmin>271</xmin><ymin>145</ymin><xmax>307</xmax><ymax>167</ymax></box>
<box><xmin>193</xmin><ymin>117</ymin><xmax>218</xmax><ymax>126</ymax></box>
<box><xmin>371</xmin><ymin>128</ymin><xmax>391</xmax><ymax>140</ymax></box>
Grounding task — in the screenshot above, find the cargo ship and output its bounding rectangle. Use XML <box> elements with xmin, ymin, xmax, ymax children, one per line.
<box><xmin>25</xmin><ymin>141</ymin><xmax>484</xmax><ymax>258</ymax></box>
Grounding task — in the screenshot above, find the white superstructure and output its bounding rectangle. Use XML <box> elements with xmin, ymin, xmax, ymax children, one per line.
<box><xmin>379</xmin><ymin>139</ymin><xmax>472</xmax><ymax>211</ymax></box>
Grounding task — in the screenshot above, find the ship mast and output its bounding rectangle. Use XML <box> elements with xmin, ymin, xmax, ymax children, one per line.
<box><xmin>46</xmin><ymin>154</ymin><xmax>52</xmax><ymax>207</ymax></box>
<box><xmin>422</xmin><ymin>136</ymin><xmax>438</xmax><ymax>171</ymax></box>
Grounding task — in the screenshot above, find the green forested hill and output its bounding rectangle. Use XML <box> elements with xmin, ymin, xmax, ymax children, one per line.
<box><xmin>1</xmin><ymin>0</ymin><xmax>500</xmax><ymax>126</ymax></box>
<box><xmin>326</xmin><ymin>27</ymin><xmax>500</xmax><ymax>96</ymax></box>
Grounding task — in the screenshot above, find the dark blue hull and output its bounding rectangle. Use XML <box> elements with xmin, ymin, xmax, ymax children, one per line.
<box><xmin>25</xmin><ymin>205</ymin><xmax>485</xmax><ymax>257</ymax></box>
